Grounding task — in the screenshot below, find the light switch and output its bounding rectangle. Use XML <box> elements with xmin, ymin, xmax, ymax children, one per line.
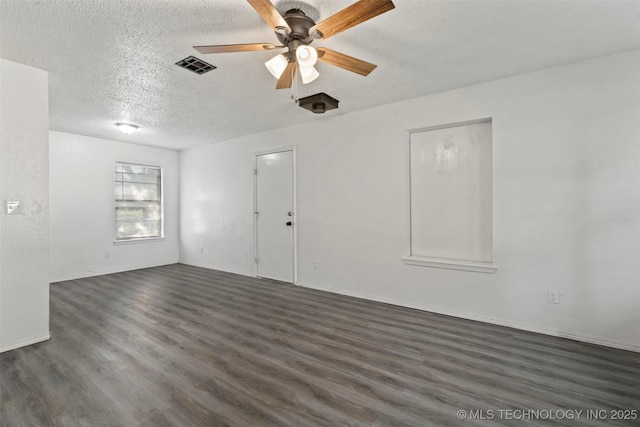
<box><xmin>5</xmin><ymin>201</ymin><xmax>22</xmax><ymax>215</ymax></box>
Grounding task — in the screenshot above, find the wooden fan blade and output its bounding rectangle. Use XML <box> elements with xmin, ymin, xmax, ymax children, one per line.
<box><xmin>247</xmin><ymin>0</ymin><xmax>291</xmax><ymax>32</ymax></box>
<box><xmin>276</xmin><ymin>62</ymin><xmax>296</xmax><ymax>90</ymax></box>
<box><xmin>309</xmin><ymin>0</ymin><xmax>395</xmax><ymax>40</ymax></box>
<box><xmin>194</xmin><ymin>43</ymin><xmax>282</xmax><ymax>54</ymax></box>
<box><xmin>317</xmin><ymin>47</ymin><xmax>377</xmax><ymax>76</ymax></box>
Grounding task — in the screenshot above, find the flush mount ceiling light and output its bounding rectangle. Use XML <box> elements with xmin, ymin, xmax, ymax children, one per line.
<box><xmin>298</xmin><ymin>92</ymin><xmax>339</xmax><ymax>114</ymax></box>
<box><xmin>115</xmin><ymin>123</ymin><xmax>139</xmax><ymax>134</ymax></box>
<box><xmin>193</xmin><ymin>1</ymin><xmax>394</xmax><ymax>90</ymax></box>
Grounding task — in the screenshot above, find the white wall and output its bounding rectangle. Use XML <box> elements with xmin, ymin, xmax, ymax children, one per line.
<box><xmin>49</xmin><ymin>132</ymin><xmax>179</xmax><ymax>282</ymax></box>
<box><xmin>0</xmin><ymin>59</ymin><xmax>50</xmax><ymax>352</ymax></box>
<box><xmin>180</xmin><ymin>50</ymin><xmax>640</xmax><ymax>352</ymax></box>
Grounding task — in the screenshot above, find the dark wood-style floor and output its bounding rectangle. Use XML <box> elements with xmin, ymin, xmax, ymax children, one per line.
<box><xmin>1</xmin><ymin>264</ymin><xmax>638</xmax><ymax>426</ymax></box>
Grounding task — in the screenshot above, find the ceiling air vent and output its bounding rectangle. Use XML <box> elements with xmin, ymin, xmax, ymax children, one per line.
<box><xmin>298</xmin><ymin>92</ymin><xmax>339</xmax><ymax>114</ymax></box>
<box><xmin>175</xmin><ymin>56</ymin><xmax>216</xmax><ymax>75</ymax></box>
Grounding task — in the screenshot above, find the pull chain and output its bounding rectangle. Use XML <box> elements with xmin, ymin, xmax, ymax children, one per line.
<box><xmin>291</xmin><ymin>65</ymin><xmax>298</xmax><ymax>102</ymax></box>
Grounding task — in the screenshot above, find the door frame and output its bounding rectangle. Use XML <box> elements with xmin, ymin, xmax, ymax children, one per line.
<box><xmin>253</xmin><ymin>146</ymin><xmax>297</xmax><ymax>284</ymax></box>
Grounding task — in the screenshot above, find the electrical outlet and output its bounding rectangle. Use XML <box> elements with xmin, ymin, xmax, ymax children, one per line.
<box><xmin>200</xmin><ymin>247</ymin><xmax>205</xmax><ymax>254</ymax></box>
<box><xmin>313</xmin><ymin>260</ymin><xmax>319</xmax><ymax>270</ymax></box>
<box><xmin>548</xmin><ymin>289</ymin><xmax>560</xmax><ymax>304</ymax></box>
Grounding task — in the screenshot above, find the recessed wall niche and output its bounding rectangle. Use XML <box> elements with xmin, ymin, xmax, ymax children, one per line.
<box><xmin>404</xmin><ymin>119</ymin><xmax>496</xmax><ymax>273</ymax></box>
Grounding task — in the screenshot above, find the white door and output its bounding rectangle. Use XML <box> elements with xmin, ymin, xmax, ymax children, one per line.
<box><xmin>255</xmin><ymin>150</ymin><xmax>294</xmax><ymax>282</ymax></box>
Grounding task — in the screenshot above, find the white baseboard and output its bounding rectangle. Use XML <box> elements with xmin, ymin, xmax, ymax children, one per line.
<box><xmin>50</xmin><ymin>260</ymin><xmax>179</xmax><ymax>283</ymax></box>
<box><xmin>178</xmin><ymin>261</ymin><xmax>256</xmax><ymax>279</ymax></box>
<box><xmin>1</xmin><ymin>334</ymin><xmax>51</xmax><ymax>353</ymax></box>
<box><xmin>296</xmin><ymin>281</ymin><xmax>640</xmax><ymax>353</ymax></box>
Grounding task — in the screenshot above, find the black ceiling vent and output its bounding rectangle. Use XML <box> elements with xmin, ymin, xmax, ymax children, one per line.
<box><xmin>176</xmin><ymin>56</ymin><xmax>216</xmax><ymax>75</ymax></box>
<box><xmin>298</xmin><ymin>92</ymin><xmax>339</xmax><ymax>114</ymax></box>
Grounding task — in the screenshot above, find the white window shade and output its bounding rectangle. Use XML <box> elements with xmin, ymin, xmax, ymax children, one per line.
<box><xmin>115</xmin><ymin>162</ymin><xmax>163</xmax><ymax>241</ymax></box>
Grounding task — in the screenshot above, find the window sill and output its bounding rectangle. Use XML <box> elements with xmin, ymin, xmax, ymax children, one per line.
<box><xmin>402</xmin><ymin>256</ymin><xmax>497</xmax><ymax>274</ymax></box>
<box><xmin>114</xmin><ymin>237</ymin><xmax>165</xmax><ymax>245</ymax></box>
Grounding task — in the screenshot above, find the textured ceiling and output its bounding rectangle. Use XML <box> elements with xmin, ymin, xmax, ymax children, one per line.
<box><xmin>1</xmin><ymin>0</ymin><xmax>639</xmax><ymax>150</ymax></box>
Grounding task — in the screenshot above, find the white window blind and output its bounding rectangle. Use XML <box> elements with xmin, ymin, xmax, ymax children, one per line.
<box><xmin>115</xmin><ymin>162</ymin><xmax>163</xmax><ymax>241</ymax></box>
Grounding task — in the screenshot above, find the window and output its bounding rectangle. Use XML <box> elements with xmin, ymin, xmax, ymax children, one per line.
<box><xmin>404</xmin><ymin>119</ymin><xmax>496</xmax><ymax>273</ymax></box>
<box><xmin>115</xmin><ymin>162</ymin><xmax>163</xmax><ymax>242</ymax></box>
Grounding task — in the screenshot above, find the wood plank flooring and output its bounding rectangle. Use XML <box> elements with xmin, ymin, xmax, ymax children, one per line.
<box><xmin>1</xmin><ymin>264</ymin><xmax>638</xmax><ymax>426</ymax></box>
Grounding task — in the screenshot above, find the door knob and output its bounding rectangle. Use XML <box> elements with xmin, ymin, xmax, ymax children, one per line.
<box><xmin>286</xmin><ymin>221</ymin><xmax>292</xmax><ymax>226</ymax></box>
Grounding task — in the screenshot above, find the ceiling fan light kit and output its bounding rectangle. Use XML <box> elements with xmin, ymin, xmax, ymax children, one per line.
<box><xmin>193</xmin><ymin>0</ymin><xmax>395</xmax><ymax>91</ymax></box>
<box><xmin>295</xmin><ymin>45</ymin><xmax>318</xmax><ymax>68</ymax></box>
<box><xmin>299</xmin><ymin>65</ymin><xmax>320</xmax><ymax>84</ymax></box>
<box><xmin>265</xmin><ymin>54</ymin><xmax>289</xmax><ymax>79</ymax></box>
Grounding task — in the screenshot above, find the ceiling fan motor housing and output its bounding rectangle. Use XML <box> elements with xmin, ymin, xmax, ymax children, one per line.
<box><xmin>276</xmin><ymin>9</ymin><xmax>317</xmax><ymax>48</ymax></box>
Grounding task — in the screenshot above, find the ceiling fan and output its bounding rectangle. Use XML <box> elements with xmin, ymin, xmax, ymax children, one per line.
<box><xmin>194</xmin><ymin>0</ymin><xmax>395</xmax><ymax>89</ymax></box>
